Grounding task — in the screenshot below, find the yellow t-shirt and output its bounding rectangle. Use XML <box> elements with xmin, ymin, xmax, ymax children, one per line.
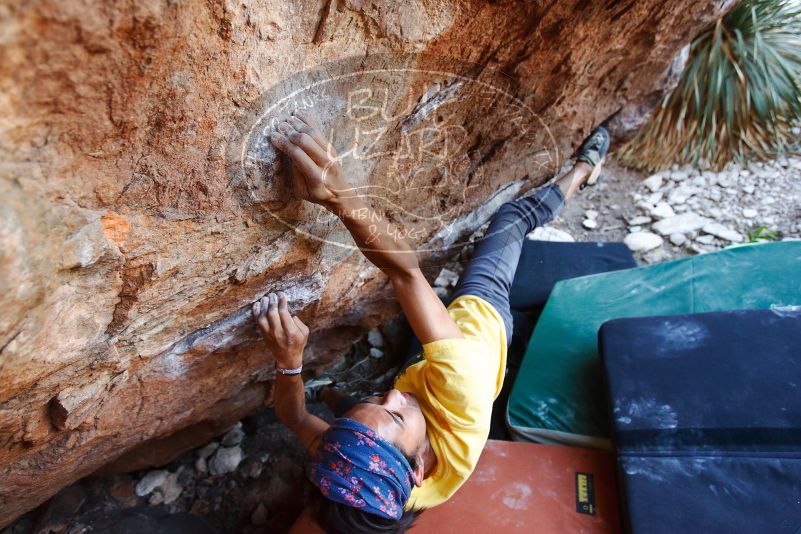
<box><xmin>394</xmin><ymin>294</ymin><xmax>507</xmax><ymax>510</ymax></box>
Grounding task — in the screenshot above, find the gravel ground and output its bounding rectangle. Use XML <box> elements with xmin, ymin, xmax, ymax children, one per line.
<box><xmin>6</xmin><ymin>155</ymin><xmax>800</xmax><ymax>534</ymax></box>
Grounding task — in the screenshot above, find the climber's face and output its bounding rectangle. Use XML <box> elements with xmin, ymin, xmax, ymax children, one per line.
<box><xmin>344</xmin><ymin>389</ymin><xmax>427</xmax><ymax>467</ymax></box>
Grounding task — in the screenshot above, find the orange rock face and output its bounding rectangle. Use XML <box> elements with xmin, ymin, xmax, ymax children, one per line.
<box><xmin>0</xmin><ymin>0</ymin><xmax>732</xmax><ymax>525</ymax></box>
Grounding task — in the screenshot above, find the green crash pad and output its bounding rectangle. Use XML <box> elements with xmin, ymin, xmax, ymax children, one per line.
<box><xmin>506</xmin><ymin>242</ymin><xmax>801</xmax><ymax>449</ymax></box>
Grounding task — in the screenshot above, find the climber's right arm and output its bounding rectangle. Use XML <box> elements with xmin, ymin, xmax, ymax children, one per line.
<box><xmin>270</xmin><ymin>110</ymin><xmax>463</xmax><ymax>344</ymax></box>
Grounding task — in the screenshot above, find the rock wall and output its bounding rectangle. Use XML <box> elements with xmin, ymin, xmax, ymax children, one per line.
<box><xmin>0</xmin><ymin>0</ymin><xmax>733</xmax><ymax>525</ymax></box>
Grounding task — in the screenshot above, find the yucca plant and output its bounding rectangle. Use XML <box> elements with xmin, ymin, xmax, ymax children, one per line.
<box><xmin>619</xmin><ymin>0</ymin><xmax>801</xmax><ymax>171</ymax></box>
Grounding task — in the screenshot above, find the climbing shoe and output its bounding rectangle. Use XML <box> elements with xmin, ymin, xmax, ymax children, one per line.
<box><xmin>577</xmin><ymin>125</ymin><xmax>610</xmax><ymax>190</ymax></box>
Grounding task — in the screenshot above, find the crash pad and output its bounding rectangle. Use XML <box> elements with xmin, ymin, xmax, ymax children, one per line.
<box><xmin>491</xmin><ymin>240</ymin><xmax>636</xmax><ymax>440</ymax></box>
<box><xmin>600</xmin><ymin>308</ymin><xmax>801</xmax><ymax>533</ymax></box>
<box><xmin>290</xmin><ymin>440</ymin><xmax>622</xmax><ymax>534</ymax></box>
<box><xmin>506</xmin><ymin>242</ymin><xmax>801</xmax><ymax>448</ymax></box>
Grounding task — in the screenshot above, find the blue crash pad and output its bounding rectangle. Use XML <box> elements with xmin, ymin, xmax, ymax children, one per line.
<box><xmin>600</xmin><ymin>308</ymin><xmax>801</xmax><ymax>534</ymax></box>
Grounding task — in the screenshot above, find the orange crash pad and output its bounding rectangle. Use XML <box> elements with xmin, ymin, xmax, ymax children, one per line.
<box><xmin>290</xmin><ymin>440</ymin><xmax>620</xmax><ymax>533</ymax></box>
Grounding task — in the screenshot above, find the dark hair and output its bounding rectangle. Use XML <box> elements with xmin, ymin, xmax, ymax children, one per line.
<box><xmin>305</xmin><ymin>484</ymin><xmax>421</xmax><ymax>534</ymax></box>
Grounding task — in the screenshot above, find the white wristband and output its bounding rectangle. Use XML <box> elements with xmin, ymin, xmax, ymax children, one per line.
<box><xmin>276</xmin><ymin>365</ymin><xmax>303</xmax><ymax>376</ymax></box>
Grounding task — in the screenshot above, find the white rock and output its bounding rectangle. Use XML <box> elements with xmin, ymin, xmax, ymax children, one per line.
<box><xmin>649</xmin><ymin>202</ymin><xmax>675</xmax><ymax>220</ymax></box>
<box><xmin>209</xmin><ymin>446</ymin><xmax>243</xmax><ymax>476</ymax></box>
<box><xmin>221</xmin><ymin>422</ymin><xmax>245</xmax><ymax>447</ymax></box>
<box><xmin>762</xmin><ymin>196</ymin><xmax>776</xmax><ymax>205</ymax></box>
<box><xmin>624</xmin><ymin>232</ymin><xmax>664</xmax><ymax>252</ymax></box>
<box><xmin>629</xmin><ymin>226</ymin><xmax>643</xmax><ymax>233</ymax></box>
<box><xmin>667</xmin><ymin>185</ymin><xmax>695</xmax><ymax>205</ymax></box>
<box><xmin>669</xmin><ymin>233</ymin><xmax>687</xmax><ymax>246</ymax></box>
<box><xmin>135</xmin><ymin>470</ymin><xmax>168</xmax><ymax>497</ymax></box>
<box><xmin>434</xmin><ymin>268</ymin><xmax>459</xmax><ymax>288</ymax></box>
<box><xmin>642</xmin><ymin>174</ymin><xmax>664</xmax><ymax>192</ymax></box>
<box><xmin>582</xmin><ymin>219</ymin><xmax>598</xmax><ymax>229</ymax></box>
<box><xmin>742</xmin><ymin>208</ymin><xmax>758</xmax><ymax>218</ymax></box>
<box><xmin>627</xmin><ymin>215</ymin><xmax>652</xmax><ymax>226</ymax></box>
<box><xmin>702</xmin><ymin>222</ymin><xmax>744</xmax><ymax>243</ymax></box>
<box><xmin>671</xmin><ymin>170</ymin><xmax>689</xmax><ymax>182</ymax></box>
<box><xmin>526</xmin><ymin>226</ymin><xmax>574</xmax><ymax>242</ymax></box>
<box><xmin>645</xmin><ymin>192</ymin><xmax>664</xmax><ymax>205</ymax></box>
<box><xmin>585</xmin><ymin>209</ymin><xmax>599</xmax><ymax>220</ymax></box>
<box><xmin>743</xmin><ymin>184</ymin><xmax>755</xmax><ymax>194</ymax></box>
<box><xmin>652</xmin><ymin>212</ymin><xmax>711</xmax><ymax>236</ymax></box>
<box><xmin>197</xmin><ymin>442</ymin><xmax>219</xmax><ymax>460</ymax></box>
<box><xmin>433</xmin><ymin>286</ymin><xmax>450</xmax><ymax>300</ymax></box>
<box><xmin>369</xmin><ymin>347</ymin><xmax>384</xmax><ymax>359</ymax></box>
<box><xmin>194</xmin><ymin>457</ymin><xmax>208</xmax><ymax>474</ymax></box>
<box><xmin>159</xmin><ymin>472</ymin><xmax>183</xmax><ymax>505</ymax></box>
<box><xmin>696</xmin><ymin>234</ymin><xmax>716</xmax><ymax>245</ymax></box>
<box><xmin>367</xmin><ymin>328</ymin><xmax>385</xmax><ymax>347</ymax></box>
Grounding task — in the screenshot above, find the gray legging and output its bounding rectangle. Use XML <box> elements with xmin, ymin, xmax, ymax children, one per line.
<box><xmin>333</xmin><ymin>184</ymin><xmax>566</xmax><ymax>417</ymax></box>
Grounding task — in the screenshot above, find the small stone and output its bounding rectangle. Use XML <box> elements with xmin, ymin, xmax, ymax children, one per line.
<box><xmin>696</xmin><ymin>235</ymin><xmax>716</xmax><ymax>245</ymax></box>
<box><xmin>221</xmin><ymin>422</ymin><xmax>245</xmax><ymax>447</ymax></box>
<box><xmin>652</xmin><ymin>212</ymin><xmax>711</xmax><ymax>236</ymax></box>
<box><xmin>148</xmin><ymin>491</ymin><xmax>164</xmax><ymax>506</ymax></box>
<box><xmin>670</xmin><ymin>170</ymin><xmax>689</xmax><ymax>182</ymax></box>
<box><xmin>367</xmin><ymin>328</ymin><xmax>385</xmax><ymax>348</ymax></box>
<box><xmin>434</xmin><ymin>268</ymin><xmax>459</xmax><ymax>288</ymax></box>
<box><xmin>642</xmin><ymin>174</ymin><xmax>663</xmax><ymax>192</ymax></box>
<box><xmin>109</xmin><ymin>477</ymin><xmax>137</xmax><ymax>507</ymax></box>
<box><xmin>433</xmin><ymin>286</ymin><xmax>450</xmax><ymax>299</ymax></box>
<box><xmin>241</xmin><ymin>458</ymin><xmax>263</xmax><ymax>479</ymax></box>
<box><xmin>629</xmin><ymin>226</ymin><xmax>643</xmax><ymax>233</ymax></box>
<box><xmin>197</xmin><ymin>442</ymin><xmax>219</xmax><ymax>460</ymax></box>
<box><xmin>582</xmin><ymin>219</ymin><xmax>598</xmax><ymax>229</ymax></box>
<box><xmin>669</xmin><ymin>233</ymin><xmax>687</xmax><ymax>246</ymax></box>
<box><xmin>742</xmin><ymin>208</ymin><xmax>758</xmax><ymax>218</ymax></box>
<box><xmin>762</xmin><ymin>196</ymin><xmax>776</xmax><ymax>205</ymax></box>
<box><xmin>368</xmin><ymin>347</ymin><xmax>384</xmax><ymax>359</ymax></box>
<box><xmin>702</xmin><ymin>222</ymin><xmax>744</xmax><ymax>243</ymax></box>
<box><xmin>585</xmin><ymin>209</ymin><xmax>599</xmax><ymax>220</ymax></box>
<box><xmin>645</xmin><ymin>192</ymin><xmax>664</xmax><ymax>205</ymax></box>
<box><xmin>251</xmin><ymin>503</ymin><xmax>268</xmax><ymax>526</ymax></box>
<box><xmin>624</xmin><ymin>232</ymin><xmax>664</xmax><ymax>252</ymax></box>
<box><xmin>649</xmin><ymin>202</ymin><xmax>675</xmax><ymax>220</ymax></box>
<box><xmin>209</xmin><ymin>446</ymin><xmax>243</xmax><ymax>476</ymax></box>
<box><xmin>526</xmin><ymin>226</ymin><xmax>575</xmax><ymax>242</ymax></box>
<box><xmin>194</xmin><ymin>457</ymin><xmax>208</xmax><ymax>474</ymax></box>
<box><xmin>627</xmin><ymin>215</ymin><xmax>652</xmax><ymax>226</ymax></box>
<box><xmin>159</xmin><ymin>472</ymin><xmax>183</xmax><ymax>505</ymax></box>
<box><xmin>667</xmin><ymin>185</ymin><xmax>695</xmax><ymax>205</ymax></box>
<box><xmin>135</xmin><ymin>470</ymin><xmax>168</xmax><ymax>497</ymax></box>
<box><xmin>743</xmin><ymin>184</ymin><xmax>755</xmax><ymax>194</ymax></box>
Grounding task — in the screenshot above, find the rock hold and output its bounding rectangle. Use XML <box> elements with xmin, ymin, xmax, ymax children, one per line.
<box><xmin>582</xmin><ymin>219</ymin><xmax>598</xmax><ymax>230</ymax></box>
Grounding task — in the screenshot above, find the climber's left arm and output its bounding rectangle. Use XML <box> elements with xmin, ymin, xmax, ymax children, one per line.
<box><xmin>252</xmin><ymin>292</ymin><xmax>329</xmax><ymax>452</ymax></box>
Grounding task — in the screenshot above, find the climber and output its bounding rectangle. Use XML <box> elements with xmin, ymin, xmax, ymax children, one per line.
<box><xmin>254</xmin><ymin>108</ymin><xmax>610</xmax><ymax>533</ymax></box>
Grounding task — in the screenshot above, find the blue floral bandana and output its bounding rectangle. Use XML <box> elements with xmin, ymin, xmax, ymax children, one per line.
<box><xmin>308</xmin><ymin>418</ymin><xmax>414</xmax><ymax>520</ymax></box>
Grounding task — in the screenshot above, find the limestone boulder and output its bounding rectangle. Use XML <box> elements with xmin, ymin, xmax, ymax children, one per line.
<box><xmin>0</xmin><ymin>0</ymin><xmax>733</xmax><ymax>525</ymax></box>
